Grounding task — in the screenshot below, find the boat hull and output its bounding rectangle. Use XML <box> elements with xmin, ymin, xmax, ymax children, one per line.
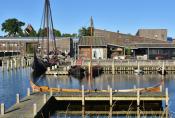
<box><xmin>92</xmin><ymin>66</ymin><xmax>103</xmax><ymax>77</ymax></box>
<box><xmin>32</xmin><ymin>55</ymin><xmax>47</xmax><ymax>75</ymax></box>
<box><xmin>68</xmin><ymin>66</ymin><xmax>86</xmax><ymax>79</ymax></box>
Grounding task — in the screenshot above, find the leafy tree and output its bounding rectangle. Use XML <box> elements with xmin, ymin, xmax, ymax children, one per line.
<box><xmin>125</xmin><ymin>47</ymin><xmax>132</xmax><ymax>55</ymax></box>
<box><xmin>1</xmin><ymin>18</ymin><xmax>25</xmax><ymax>37</ymax></box>
<box><xmin>78</xmin><ymin>27</ymin><xmax>93</xmax><ymax>37</ymax></box>
<box><xmin>38</xmin><ymin>28</ymin><xmax>61</xmax><ymax>37</ymax></box>
<box><xmin>54</xmin><ymin>29</ymin><xmax>61</xmax><ymax>37</ymax></box>
<box><xmin>62</xmin><ymin>33</ymin><xmax>78</xmax><ymax>37</ymax></box>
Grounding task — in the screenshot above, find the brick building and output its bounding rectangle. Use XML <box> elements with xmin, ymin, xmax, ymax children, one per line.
<box><xmin>0</xmin><ymin>37</ymin><xmax>74</xmax><ymax>57</ymax></box>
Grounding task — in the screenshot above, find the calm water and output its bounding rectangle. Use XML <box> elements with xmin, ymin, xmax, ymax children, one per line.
<box><xmin>0</xmin><ymin>67</ymin><xmax>175</xmax><ymax>117</ymax></box>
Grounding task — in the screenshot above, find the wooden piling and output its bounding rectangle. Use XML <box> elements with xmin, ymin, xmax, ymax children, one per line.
<box><xmin>50</xmin><ymin>89</ymin><xmax>53</xmax><ymax>96</ymax></box>
<box><xmin>112</xmin><ymin>60</ymin><xmax>115</xmax><ymax>75</ymax></box>
<box><xmin>7</xmin><ymin>60</ymin><xmax>9</xmax><ymax>71</ymax></box>
<box><xmin>137</xmin><ymin>89</ymin><xmax>140</xmax><ymax>116</ymax></box>
<box><xmin>162</xmin><ymin>62</ymin><xmax>165</xmax><ymax>75</ymax></box>
<box><xmin>43</xmin><ymin>94</ymin><xmax>47</xmax><ymax>104</ymax></box>
<box><xmin>110</xmin><ymin>88</ymin><xmax>112</xmax><ymax>106</ymax></box>
<box><xmin>10</xmin><ymin>60</ymin><xmax>13</xmax><ymax>70</ymax></box>
<box><xmin>14</xmin><ymin>58</ymin><xmax>17</xmax><ymax>69</ymax></box>
<box><xmin>16</xmin><ymin>94</ymin><xmax>20</xmax><ymax>104</ymax></box>
<box><xmin>165</xmin><ymin>88</ymin><xmax>169</xmax><ymax>107</ymax></box>
<box><xmin>160</xmin><ymin>85</ymin><xmax>162</xmax><ymax>92</ymax></box>
<box><xmin>33</xmin><ymin>103</ymin><xmax>37</xmax><ymax>116</ymax></box>
<box><xmin>82</xmin><ymin>85</ymin><xmax>85</xmax><ymax>106</ymax></box>
<box><xmin>27</xmin><ymin>88</ymin><xmax>30</xmax><ymax>97</ymax></box>
<box><xmin>1</xmin><ymin>103</ymin><xmax>5</xmax><ymax>115</ymax></box>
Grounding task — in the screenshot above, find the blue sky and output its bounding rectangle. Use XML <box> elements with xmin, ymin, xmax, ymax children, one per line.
<box><xmin>0</xmin><ymin>0</ymin><xmax>175</xmax><ymax>37</ymax></box>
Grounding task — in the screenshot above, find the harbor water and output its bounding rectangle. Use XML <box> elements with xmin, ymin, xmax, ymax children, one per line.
<box><xmin>0</xmin><ymin>67</ymin><xmax>175</xmax><ymax>117</ymax></box>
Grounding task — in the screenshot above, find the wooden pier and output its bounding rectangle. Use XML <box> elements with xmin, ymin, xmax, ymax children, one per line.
<box><xmin>0</xmin><ymin>87</ymin><xmax>169</xmax><ymax>118</ymax></box>
<box><xmin>45</xmin><ymin>65</ymin><xmax>69</xmax><ymax>75</ymax></box>
<box><xmin>71</xmin><ymin>59</ymin><xmax>175</xmax><ymax>74</ymax></box>
<box><xmin>0</xmin><ymin>56</ymin><xmax>32</xmax><ymax>71</ymax></box>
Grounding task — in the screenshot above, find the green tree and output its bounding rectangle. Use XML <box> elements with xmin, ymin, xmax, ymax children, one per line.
<box><xmin>38</xmin><ymin>28</ymin><xmax>61</xmax><ymax>37</ymax></box>
<box><xmin>54</xmin><ymin>29</ymin><xmax>61</xmax><ymax>37</ymax></box>
<box><xmin>78</xmin><ymin>27</ymin><xmax>93</xmax><ymax>37</ymax></box>
<box><xmin>62</xmin><ymin>33</ymin><xmax>78</xmax><ymax>37</ymax></box>
<box><xmin>125</xmin><ymin>47</ymin><xmax>132</xmax><ymax>55</ymax></box>
<box><xmin>1</xmin><ymin>18</ymin><xmax>25</xmax><ymax>37</ymax></box>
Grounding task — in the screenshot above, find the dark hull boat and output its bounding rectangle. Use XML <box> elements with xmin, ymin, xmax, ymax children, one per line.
<box><xmin>68</xmin><ymin>66</ymin><xmax>86</xmax><ymax>79</ymax></box>
<box><xmin>157</xmin><ymin>69</ymin><xmax>167</xmax><ymax>75</ymax></box>
<box><xmin>92</xmin><ymin>65</ymin><xmax>103</xmax><ymax>77</ymax></box>
<box><xmin>32</xmin><ymin>52</ymin><xmax>47</xmax><ymax>75</ymax></box>
<box><xmin>32</xmin><ymin>0</ymin><xmax>58</xmax><ymax>75</ymax></box>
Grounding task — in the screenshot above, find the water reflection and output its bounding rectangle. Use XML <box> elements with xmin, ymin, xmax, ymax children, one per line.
<box><xmin>1</xmin><ymin>67</ymin><xmax>175</xmax><ymax>117</ymax></box>
<box><xmin>34</xmin><ymin>73</ymin><xmax>164</xmax><ymax>90</ymax></box>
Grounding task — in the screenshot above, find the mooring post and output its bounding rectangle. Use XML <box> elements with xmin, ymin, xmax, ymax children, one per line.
<box><xmin>55</xmin><ymin>65</ymin><xmax>57</xmax><ymax>69</ymax></box>
<box><xmin>137</xmin><ymin>89</ymin><xmax>140</xmax><ymax>115</ymax></box>
<box><xmin>82</xmin><ymin>106</ymin><xmax>85</xmax><ymax>118</ymax></box>
<box><xmin>88</xmin><ymin>61</ymin><xmax>91</xmax><ymax>74</ymax></box>
<box><xmin>165</xmin><ymin>88</ymin><xmax>169</xmax><ymax>107</ymax></box>
<box><xmin>82</xmin><ymin>85</ymin><xmax>85</xmax><ymax>106</ymax></box>
<box><xmin>33</xmin><ymin>103</ymin><xmax>37</xmax><ymax>116</ymax></box>
<box><xmin>50</xmin><ymin>89</ymin><xmax>53</xmax><ymax>96</ymax></box>
<box><xmin>27</xmin><ymin>88</ymin><xmax>30</xmax><ymax>96</ymax></box>
<box><xmin>107</xmin><ymin>85</ymin><xmax>110</xmax><ymax>91</ymax></box>
<box><xmin>14</xmin><ymin>58</ymin><xmax>17</xmax><ymax>69</ymax></box>
<box><xmin>7</xmin><ymin>60</ymin><xmax>9</xmax><ymax>71</ymax></box>
<box><xmin>112</xmin><ymin>59</ymin><xmax>115</xmax><ymax>74</ymax></box>
<box><xmin>160</xmin><ymin>85</ymin><xmax>162</xmax><ymax>92</ymax></box>
<box><xmin>43</xmin><ymin>94</ymin><xmax>47</xmax><ymax>104</ymax></box>
<box><xmin>1</xmin><ymin>103</ymin><xmax>5</xmax><ymax>115</ymax></box>
<box><xmin>21</xmin><ymin>58</ymin><xmax>23</xmax><ymax>68</ymax></box>
<box><xmin>134</xmin><ymin>85</ymin><xmax>136</xmax><ymax>91</ymax></box>
<box><xmin>110</xmin><ymin>88</ymin><xmax>112</xmax><ymax>106</ymax></box>
<box><xmin>16</xmin><ymin>93</ymin><xmax>20</xmax><ymax>104</ymax></box>
<box><xmin>52</xmin><ymin>66</ymin><xmax>54</xmax><ymax>70</ymax></box>
<box><xmin>10</xmin><ymin>59</ymin><xmax>13</xmax><ymax>70</ymax></box>
<box><xmin>162</xmin><ymin>61</ymin><xmax>165</xmax><ymax>75</ymax></box>
<box><xmin>165</xmin><ymin>88</ymin><xmax>169</xmax><ymax>118</ymax></box>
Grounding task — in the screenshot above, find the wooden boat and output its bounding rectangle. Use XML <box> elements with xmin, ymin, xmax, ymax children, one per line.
<box><xmin>32</xmin><ymin>51</ymin><xmax>47</xmax><ymax>75</ymax></box>
<box><xmin>134</xmin><ymin>62</ymin><xmax>144</xmax><ymax>75</ymax></box>
<box><xmin>157</xmin><ymin>67</ymin><xmax>167</xmax><ymax>75</ymax></box>
<box><xmin>30</xmin><ymin>80</ymin><xmax>163</xmax><ymax>93</ymax></box>
<box><xmin>32</xmin><ymin>0</ymin><xmax>58</xmax><ymax>75</ymax></box>
<box><xmin>68</xmin><ymin>65</ymin><xmax>86</xmax><ymax>79</ymax></box>
<box><xmin>92</xmin><ymin>65</ymin><xmax>103</xmax><ymax>77</ymax></box>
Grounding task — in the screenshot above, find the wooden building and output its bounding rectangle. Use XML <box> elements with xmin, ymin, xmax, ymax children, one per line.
<box><xmin>78</xmin><ymin>36</ymin><xmax>107</xmax><ymax>59</ymax></box>
<box><xmin>93</xmin><ymin>29</ymin><xmax>175</xmax><ymax>60</ymax></box>
<box><xmin>0</xmin><ymin>37</ymin><xmax>74</xmax><ymax>57</ymax></box>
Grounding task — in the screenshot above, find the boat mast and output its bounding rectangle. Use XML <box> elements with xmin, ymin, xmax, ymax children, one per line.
<box><xmin>45</xmin><ymin>0</ymin><xmax>50</xmax><ymax>58</ymax></box>
<box><xmin>90</xmin><ymin>16</ymin><xmax>94</xmax><ymax>77</ymax></box>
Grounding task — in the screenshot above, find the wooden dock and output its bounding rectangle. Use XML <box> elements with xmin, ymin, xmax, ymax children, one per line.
<box><xmin>0</xmin><ymin>93</ymin><xmax>52</xmax><ymax>118</ymax></box>
<box><xmin>0</xmin><ymin>88</ymin><xmax>169</xmax><ymax>118</ymax></box>
<box><xmin>76</xmin><ymin>59</ymin><xmax>175</xmax><ymax>73</ymax></box>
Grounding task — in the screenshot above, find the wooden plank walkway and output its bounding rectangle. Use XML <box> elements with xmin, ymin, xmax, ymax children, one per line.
<box><xmin>54</xmin><ymin>92</ymin><xmax>166</xmax><ymax>101</ymax></box>
<box><xmin>0</xmin><ymin>91</ymin><xmax>168</xmax><ymax>118</ymax></box>
<box><xmin>0</xmin><ymin>93</ymin><xmax>50</xmax><ymax>118</ymax></box>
